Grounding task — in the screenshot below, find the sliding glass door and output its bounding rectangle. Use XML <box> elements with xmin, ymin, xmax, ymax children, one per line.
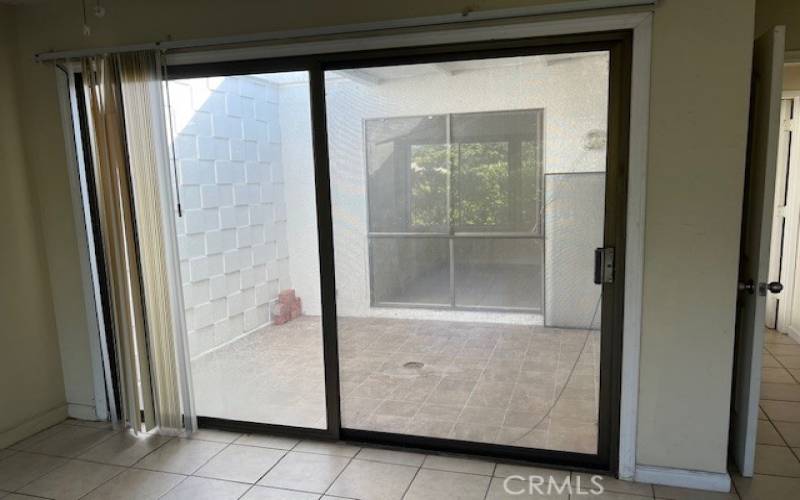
<box><xmin>327</xmin><ymin>50</ymin><xmax>613</xmax><ymax>456</ymax></box>
<box><xmin>167</xmin><ymin>71</ymin><xmax>328</xmax><ymax>429</ymax></box>
<box><xmin>151</xmin><ymin>30</ymin><xmax>630</xmax><ymax>470</ymax></box>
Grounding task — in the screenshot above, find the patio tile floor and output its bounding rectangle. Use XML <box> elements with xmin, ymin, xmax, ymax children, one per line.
<box><xmin>191</xmin><ymin>315</ymin><xmax>600</xmax><ymax>454</ymax></box>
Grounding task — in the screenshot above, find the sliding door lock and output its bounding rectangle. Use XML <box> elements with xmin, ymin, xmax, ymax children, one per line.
<box><xmin>594</xmin><ymin>247</ymin><xmax>615</xmax><ymax>285</ymax></box>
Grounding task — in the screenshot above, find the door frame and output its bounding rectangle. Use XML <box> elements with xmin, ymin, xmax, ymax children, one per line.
<box><xmin>63</xmin><ymin>12</ymin><xmax>653</xmax><ymax>477</ymax></box>
<box><xmin>768</xmin><ymin>92</ymin><xmax>800</xmax><ymax>337</ymax></box>
<box><xmin>168</xmin><ymin>30</ymin><xmax>633</xmax><ymax>474</ymax></box>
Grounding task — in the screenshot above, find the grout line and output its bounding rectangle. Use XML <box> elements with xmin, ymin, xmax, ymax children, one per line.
<box><xmin>321</xmin><ymin>450</ymin><xmax>358</xmax><ymax>497</ymax></box>
<box><xmin>482</xmin><ymin>463</ymin><xmax>498</xmax><ymax>500</ymax></box>
<box><xmin>400</xmin><ymin>463</ymin><xmax>423</xmax><ymax>500</ymax></box>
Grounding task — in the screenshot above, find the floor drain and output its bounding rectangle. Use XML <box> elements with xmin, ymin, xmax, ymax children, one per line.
<box><xmin>403</xmin><ymin>361</ymin><xmax>424</xmax><ymax>369</ymax></box>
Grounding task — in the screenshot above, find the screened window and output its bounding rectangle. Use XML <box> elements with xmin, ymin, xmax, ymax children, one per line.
<box><xmin>365</xmin><ymin>109</ymin><xmax>544</xmax><ymax>311</ymax></box>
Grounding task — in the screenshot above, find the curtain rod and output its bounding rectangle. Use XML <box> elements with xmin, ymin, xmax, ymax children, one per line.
<box><xmin>34</xmin><ymin>0</ymin><xmax>655</xmax><ymax>62</ymax></box>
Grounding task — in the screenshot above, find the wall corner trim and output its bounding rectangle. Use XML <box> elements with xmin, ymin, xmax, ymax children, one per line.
<box><xmin>634</xmin><ymin>465</ymin><xmax>732</xmax><ymax>493</ymax></box>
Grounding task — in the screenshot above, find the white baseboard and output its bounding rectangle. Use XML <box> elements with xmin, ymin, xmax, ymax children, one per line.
<box><xmin>0</xmin><ymin>404</ymin><xmax>68</xmax><ymax>449</ymax></box>
<box><xmin>67</xmin><ymin>402</ymin><xmax>98</xmax><ymax>421</ymax></box>
<box><xmin>634</xmin><ymin>465</ymin><xmax>731</xmax><ymax>493</ymax></box>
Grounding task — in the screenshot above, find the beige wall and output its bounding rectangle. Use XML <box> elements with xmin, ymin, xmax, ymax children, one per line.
<box><xmin>0</xmin><ymin>5</ymin><xmax>67</xmax><ymax>447</ymax></box>
<box><xmin>755</xmin><ymin>0</ymin><xmax>800</xmax><ymax>51</ymax></box>
<box><xmin>637</xmin><ymin>0</ymin><xmax>755</xmax><ymax>473</ymax></box>
<box><xmin>5</xmin><ymin>0</ymin><xmax>757</xmax><ymax>474</ymax></box>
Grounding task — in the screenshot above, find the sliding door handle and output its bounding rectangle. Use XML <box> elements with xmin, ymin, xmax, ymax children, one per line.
<box><xmin>594</xmin><ymin>247</ymin><xmax>615</xmax><ymax>285</ymax></box>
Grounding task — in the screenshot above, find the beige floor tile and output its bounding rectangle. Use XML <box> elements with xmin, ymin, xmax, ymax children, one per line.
<box><xmin>293</xmin><ymin>440</ymin><xmax>360</xmax><ymax>457</ymax></box>
<box><xmin>0</xmin><ymin>451</ymin><xmax>68</xmax><ymax>491</ymax></box>
<box><xmin>195</xmin><ymin>445</ymin><xmax>285</xmax><ymax>483</ymax></box>
<box><xmin>160</xmin><ymin>476</ymin><xmax>250</xmax><ymax>500</ymax></box>
<box><xmin>766</xmin><ymin>344</ymin><xmax>800</xmax><ymax>356</ymax></box>
<box><xmin>258</xmin><ymin>451</ymin><xmax>349</xmax><ymax>493</ymax></box>
<box><xmin>776</xmin><ymin>355</ymin><xmax>800</xmax><ymax>369</ymax></box>
<box><xmin>82</xmin><ymin>468</ymin><xmax>184</xmax><ymax>500</ymax></box>
<box><xmin>18</xmin><ymin>459</ymin><xmax>123</xmax><ymax>500</ymax></box>
<box><xmin>78</xmin><ymin>430</ymin><xmax>172</xmax><ymax>466</ymax></box>
<box><xmin>457</xmin><ymin>406</ymin><xmax>507</xmax><ymax>426</ymax></box>
<box><xmin>9</xmin><ymin>423</ymin><xmax>70</xmax><ymax>450</ymax></box>
<box><xmin>17</xmin><ymin>425</ymin><xmax>117</xmax><ymax>458</ymax></box>
<box><xmin>485</xmin><ymin>476</ymin><xmax>569</xmax><ymax>499</ymax></box>
<box><xmin>759</xmin><ymin>407</ymin><xmax>768</xmax><ymax>420</ymax></box>
<box><xmin>450</xmin><ymin>423</ymin><xmax>501</xmax><ymax>443</ymax></box>
<box><xmin>374</xmin><ymin>400</ymin><xmax>420</xmax><ymax>418</ymax></box>
<box><xmin>243</xmin><ymin>486</ymin><xmax>321</xmax><ymax>499</ymax></box>
<box><xmin>134</xmin><ymin>438</ymin><xmax>226</xmax><ymax>474</ymax></box>
<box><xmin>235</xmin><ymin>434</ymin><xmax>300</xmax><ymax>450</ymax></box>
<box><xmin>422</xmin><ymin>454</ymin><xmax>495</xmax><ymax>475</ymax></box>
<box><xmin>790</xmin><ymin>368</ymin><xmax>800</xmax><ymax>383</ymax></box>
<box><xmin>0</xmin><ymin>450</ymin><xmax>14</xmax><ymax>461</ymax></box>
<box><xmin>354</xmin><ymin>447</ymin><xmax>426</xmax><ymax>466</ymax></box>
<box><xmin>757</xmin><ymin>420</ymin><xmax>786</xmax><ymax>445</ymax></box>
<box><xmin>762</xmin><ymin>354</ymin><xmax>781</xmax><ymax>368</ymax></box>
<box><xmin>185</xmin><ymin>429</ymin><xmax>242</xmax><ymax>444</ymax></box>
<box><xmin>733</xmin><ymin>473</ymin><xmax>800</xmax><ymax>500</ymax></box>
<box><xmin>407</xmin><ymin>418</ymin><xmax>455</xmax><ymax>438</ymax></box>
<box><xmin>493</xmin><ymin>463</ymin><xmax>569</xmax><ymax>483</ymax></box>
<box><xmin>754</xmin><ymin>444</ymin><xmax>800</xmax><ymax>477</ymax></box>
<box><xmin>573</xmin><ymin>473</ymin><xmax>654</xmax><ymax>496</ymax></box>
<box><xmin>404</xmin><ymin>468</ymin><xmax>490</xmax><ymax>500</ymax></box>
<box><xmin>760</xmin><ymin>382</ymin><xmax>800</xmax><ymax>402</ymax></box>
<box><xmin>327</xmin><ymin>459</ymin><xmax>417</xmax><ymax>499</ymax></box>
<box><xmin>653</xmin><ymin>484</ymin><xmax>738</xmax><ymax>499</ymax></box>
<box><xmin>765</xmin><ymin>330</ymin><xmax>797</xmax><ymax>344</ymax></box>
<box><xmin>773</xmin><ymin>421</ymin><xmax>800</xmax><ymax>447</ymax></box>
<box><xmin>761</xmin><ymin>401</ymin><xmax>800</xmax><ymax>422</ymax></box>
<box><xmin>762</xmin><ymin>367</ymin><xmax>796</xmax><ymax>384</ymax></box>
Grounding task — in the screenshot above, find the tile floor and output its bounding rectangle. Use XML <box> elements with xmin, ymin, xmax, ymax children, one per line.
<box><xmin>191</xmin><ymin>316</ymin><xmax>599</xmax><ymax>454</ymax></box>
<box><xmin>0</xmin><ymin>419</ymin><xmax>747</xmax><ymax>500</ymax></box>
<box><xmin>4</xmin><ymin>330</ymin><xmax>799</xmax><ymax>498</ymax></box>
<box><xmin>756</xmin><ymin>329</ymin><xmax>800</xmax><ymax>483</ymax></box>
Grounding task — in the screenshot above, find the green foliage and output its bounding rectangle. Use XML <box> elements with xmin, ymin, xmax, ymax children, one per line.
<box><xmin>409</xmin><ymin>141</ymin><xmax>542</xmax><ymax>231</ymax></box>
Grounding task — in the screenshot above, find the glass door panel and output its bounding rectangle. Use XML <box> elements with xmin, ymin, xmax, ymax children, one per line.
<box><xmin>326</xmin><ymin>51</ymin><xmax>609</xmax><ymax>454</ymax></box>
<box><xmin>168</xmin><ymin>71</ymin><xmax>327</xmax><ymax>429</ymax></box>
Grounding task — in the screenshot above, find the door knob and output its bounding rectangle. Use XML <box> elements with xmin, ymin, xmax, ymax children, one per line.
<box><xmin>738</xmin><ymin>280</ymin><xmax>755</xmax><ymax>294</ymax></box>
<box><xmin>766</xmin><ymin>282</ymin><xmax>783</xmax><ymax>294</ymax></box>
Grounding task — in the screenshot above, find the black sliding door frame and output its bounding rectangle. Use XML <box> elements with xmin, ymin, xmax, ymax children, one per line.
<box><xmin>161</xmin><ymin>28</ymin><xmax>631</xmax><ymax>474</ymax></box>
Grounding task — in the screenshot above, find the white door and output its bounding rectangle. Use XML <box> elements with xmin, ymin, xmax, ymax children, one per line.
<box><xmin>765</xmin><ymin>99</ymin><xmax>795</xmax><ymax>329</ymax></box>
<box><xmin>732</xmin><ymin>26</ymin><xmax>785</xmax><ymax>477</ymax></box>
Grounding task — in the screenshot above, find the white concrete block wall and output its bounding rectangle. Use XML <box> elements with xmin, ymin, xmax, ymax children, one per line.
<box><xmin>168</xmin><ymin>76</ymin><xmax>291</xmax><ymax>359</ymax></box>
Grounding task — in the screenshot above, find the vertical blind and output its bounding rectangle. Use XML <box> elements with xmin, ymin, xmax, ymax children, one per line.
<box><xmin>82</xmin><ymin>51</ymin><xmax>184</xmax><ymax>434</ymax></box>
